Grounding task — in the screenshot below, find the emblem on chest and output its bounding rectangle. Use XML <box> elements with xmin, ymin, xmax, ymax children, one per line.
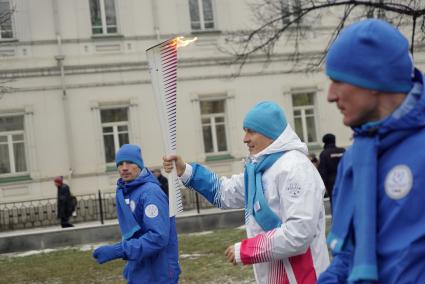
<box><xmin>384</xmin><ymin>164</ymin><xmax>413</xmax><ymax>200</ymax></box>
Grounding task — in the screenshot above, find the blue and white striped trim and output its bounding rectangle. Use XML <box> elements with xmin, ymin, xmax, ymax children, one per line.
<box><xmin>208</xmin><ymin>171</ymin><xmax>223</xmax><ymax>208</ymax></box>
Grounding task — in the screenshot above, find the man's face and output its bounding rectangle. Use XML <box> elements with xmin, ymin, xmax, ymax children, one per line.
<box><xmin>117</xmin><ymin>161</ymin><xmax>141</xmax><ymax>182</ymax></box>
<box><xmin>243</xmin><ymin>129</ymin><xmax>273</xmax><ymax>155</ymax></box>
<box><xmin>152</xmin><ymin>170</ymin><xmax>161</xmax><ymax>178</ymax></box>
<box><xmin>328</xmin><ymin>80</ymin><xmax>380</xmax><ymax>127</ymax></box>
<box><xmin>54</xmin><ymin>181</ymin><xmax>61</xmax><ymax>187</ymax></box>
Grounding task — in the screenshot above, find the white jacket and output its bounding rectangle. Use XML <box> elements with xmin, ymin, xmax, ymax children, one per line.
<box><xmin>181</xmin><ymin>125</ymin><xmax>330</xmax><ymax>283</ymax></box>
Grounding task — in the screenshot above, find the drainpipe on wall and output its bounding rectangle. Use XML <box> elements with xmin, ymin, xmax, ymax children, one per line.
<box><xmin>53</xmin><ymin>0</ymin><xmax>73</xmax><ymax>182</ymax></box>
<box><xmin>151</xmin><ymin>0</ymin><xmax>160</xmax><ymax>40</ymax></box>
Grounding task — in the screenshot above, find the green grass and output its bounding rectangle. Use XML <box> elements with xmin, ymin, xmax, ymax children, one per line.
<box><xmin>0</xmin><ymin>249</ymin><xmax>125</xmax><ymax>284</ymax></box>
<box><xmin>0</xmin><ymin>228</ymin><xmax>254</xmax><ymax>284</ymax></box>
<box><xmin>178</xmin><ymin>229</ymin><xmax>254</xmax><ymax>283</ymax></box>
<box><xmin>0</xmin><ymin>219</ymin><xmax>332</xmax><ymax>284</ymax></box>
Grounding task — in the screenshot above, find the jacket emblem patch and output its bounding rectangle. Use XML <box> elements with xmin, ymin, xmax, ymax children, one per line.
<box><xmin>385</xmin><ymin>164</ymin><xmax>413</xmax><ymax>200</ymax></box>
<box><xmin>287</xmin><ymin>183</ymin><xmax>302</xmax><ymax>198</ymax></box>
<box><xmin>145</xmin><ymin>204</ymin><xmax>159</xmax><ymax>218</ymax></box>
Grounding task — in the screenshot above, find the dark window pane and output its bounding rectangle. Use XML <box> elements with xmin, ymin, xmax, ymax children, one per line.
<box><xmin>105</xmin><ymin>0</ymin><xmax>117</xmax><ymax>27</ymax></box>
<box><xmin>0</xmin><ymin>116</ymin><xmax>24</xmax><ymax>132</ymax></box>
<box><xmin>100</xmin><ymin>108</ymin><xmax>128</xmax><ymax>123</ymax></box>
<box><xmin>215</xmin><ymin>117</ymin><xmax>224</xmax><ymax>123</ymax></box>
<box><xmin>202</xmin><ymin>125</ymin><xmax>213</xmax><ymax>153</ymax></box>
<box><xmin>216</xmin><ymin>125</ymin><xmax>227</xmax><ymax>151</ymax></box>
<box><xmin>118</xmin><ymin>133</ymin><xmax>129</xmax><ymax>146</ymax></box>
<box><xmin>200</xmin><ymin>100</ymin><xmax>224</xmax><ymax>114</ymax></box>
<box><xmin>0</xmin><ymin>135</ymin><xmax>6</xmax><ymax>143</ymax></box>
<box><xmin>13</xmin><ymin>142</ymin><xmax>26</xmax><ymax>172</ymax></box>
<box><xmin>0</xmin><ymin>1</ymin><xmax>12</xmax><ymax>38</ymax></box>
<box><xmin>292</xmin><ymin>93</ymin><xmax>314</xmax><ymax>107</ymax></box>
<box><xmin>189</xmin><ymin>0</ymin><xmax>200</xmax><ymax>30</ymax></box>
<box><xmin>92</xmin><ymin>26</ymin><xmax>103</xmax><ymax>34</ymax></box>
<box><xmin>12</xmin><ymin>134</ymin><xmax>24</xmax><ymax>141</ymax></box>
<box><xmin>292</xmin><ymin>0</ymin><xmax>302</xmax><ymax>19</ymax></box>
<box><xmin>280</xmin><ymin>0</ymin><xmax>290</xmax><ymax>24</ymax></box>
<box><xmin>102</xmin><ymin>126</ymin><xmax>113</xmax><ymax>133</ymax></box>
<box><xmin>306</xmin><ymin>116</ymin><xmax>317</xmax><ymax>143</ymax></box>
<box><xmin>117</xmin><ymin>125</ymin><xmax>128</xmax><ymax>132</ymax></box>
<box><xmin>294</xmin><ymin>117</ymin><xmax>304</xmax><ymax>141</ymax></box>
<box><xmin>0</xmin><ymin>143</ymin><xmax>10</xmax><ymax>173</ymax></box>
<box><xmin>204</xmin><ymin>22</ymin><xmax>214</xmax><ymax>29</ymax></box>
<box><xmin>305</xmin><ymin>108</ymin><xmax>314</xmax><ymax>115</ymax></box>
<box><xmin>202</xmin><ymin>0</ymin><xmax>214</xmax><ymax>29</ymax></box>
<box><xmin>103</xmin><ymin>134</ymin><xmax>115</xmax><ymax>163</ymax></box>
<box><xmin>107</xmin><ymin>26</ymin><xmax>117</xmax><ymax>33</ymax></box>
<box><xmin>191</xmin><ymin>22</ymin><xmax>201</xmax><ymax>30</ymax></box>
<box><xmin>201</xmin><ymin>117</ymin><xmax>210</xmax><ymax>125</ymax></box>
<box><xmin>293</xmin><ymin>110</ymin><xmax>301</xmax><ymax>117</ymax></box>
<box><xmin>89</xmin><ymin>0</ymin><xmax>103</xmax><ymax>34</ymax></box>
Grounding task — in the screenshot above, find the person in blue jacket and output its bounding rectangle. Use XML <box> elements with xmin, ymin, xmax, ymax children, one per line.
<box><xmin>318</xmin><ymin>19</ymin><xmax>425</xmax><ymax>283</ymax></box>
<box><xmin>92</xmin><ymin>144</ymin><xmax>180</xmax><ymax>284</ymax></box>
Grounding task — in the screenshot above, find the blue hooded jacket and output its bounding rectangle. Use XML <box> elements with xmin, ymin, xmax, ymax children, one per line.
<box><xmin>116</xmin><ymin>168</ymin><xmax>180</xmax><ymax>284</ymax></box>
<box><xmin>318</xmin><ymin>70</ymin><xmax>425</xmax><ymax>283</ymax></box>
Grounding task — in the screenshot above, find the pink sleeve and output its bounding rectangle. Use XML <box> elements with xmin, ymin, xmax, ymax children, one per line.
<box><xmin>240</xmin><ymin>230</ymin><xmax>276</xmax><ymax>264</ymax></box>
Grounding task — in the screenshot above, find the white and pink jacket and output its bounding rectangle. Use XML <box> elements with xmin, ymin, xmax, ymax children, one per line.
<box><xmin>181</xmin><ymin>125</ymin><xmax>330</xmax><ymax>284</ymax></box>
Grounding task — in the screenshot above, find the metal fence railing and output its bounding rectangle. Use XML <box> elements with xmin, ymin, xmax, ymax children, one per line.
<box><xmin>0</xmin><ymin>189</ymin><xmax>213</xmax><ymax>232</ymax></box>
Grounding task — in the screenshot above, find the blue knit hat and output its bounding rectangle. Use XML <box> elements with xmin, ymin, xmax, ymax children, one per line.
<box><xmin>115</xmin><ymin>144</ymin><xmax>144</xmax><ymax>169</ymax></box>
<box><xmin>243</xmin><ymin>101</ymin><xmax>287</xmax><ymax>140</ymax></box>
<box><xmin>326</xmin><ymin>19</ymin><xmax>414</xmax><ymax>93</ymax></box>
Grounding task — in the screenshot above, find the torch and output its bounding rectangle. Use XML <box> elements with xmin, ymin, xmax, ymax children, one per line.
<box><xmin>146</xmin><ymin>37</ymin><xmax>197</xmax><ymax>217</ymax></box>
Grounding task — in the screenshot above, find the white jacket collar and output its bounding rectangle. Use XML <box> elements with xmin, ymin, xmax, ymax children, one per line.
<box><xmin>250</xmin><ymin>124</ymin><xmax>308</xmax><ymax>162</ymax></box>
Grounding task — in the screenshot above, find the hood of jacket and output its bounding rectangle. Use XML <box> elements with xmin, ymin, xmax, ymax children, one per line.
<box><xmin>251</xmin><ymin>124</ymin><xmax>308</xmax><ymax>160</ymax></box>
<box><xmin>116</xmin><ymin>168</ymin><xmax>161</xmax><ymax>194</ymax></box>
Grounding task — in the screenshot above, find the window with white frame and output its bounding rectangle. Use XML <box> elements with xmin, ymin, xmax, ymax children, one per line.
<box><xmin>280</xmin><ymin>0</ymin><xmax>302</xmax><ymax>25</ymax></box>
<box><xmin>363</xmin><ymin>0</ymin><xmax>385</xmax><ymax>19</ymax></box>
<box><xmin>200</xmin><ymin>99</ymin><xmax>228</xmax><ymax>154</ymax></box>
<box><xmin>189</xmin><ymin>0</ymin><xmax>215</xmax><ymax>31</ymax></box>
<box><xmin>89</xmin><ymin>0</ymin><xmax>117</xmax><ymax>35</ymax></box>
<box><xmin>100</xmin><ymin>107</ymin><xmax>129</xmax><ymax>164</ymax></box>
<box><xmin>0</xmin><ymin>0</ymin><xmax>13</xmax><ymax>39</ymax></box>
<box><xmin>0</xmin><ymin>115</ymin><xmax>27</xmax><ymax>175</ymax></box>
<box><xmin>292</xmin><ymin>92</ymin><xmax>318</xmax><ymax>144</ymax></box>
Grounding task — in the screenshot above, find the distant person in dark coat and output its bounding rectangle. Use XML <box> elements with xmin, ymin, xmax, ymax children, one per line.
<box><xmin>318</xmin><ymin>133</ymin><xmax>345</xmax><ymax>206</ymax></box>
<box><xmin>152</xmin><ymin>168</ymin><xmax>169</xmax><ymax>197</ymax></box>
<box><xmin>308</xmin><ymin>153</ymin><xmax>320</xmax><ymax>169</ymax></box>
<box><xmin>54</xmin><ymin>176</ymin><xmax>74</xmax><ymax>228</ymax></box>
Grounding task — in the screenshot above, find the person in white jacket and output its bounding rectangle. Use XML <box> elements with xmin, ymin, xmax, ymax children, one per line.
<box><xmin>163</xmin><ymin>101</ymin><xmax>329</xmax><ymax>284</ymax></box>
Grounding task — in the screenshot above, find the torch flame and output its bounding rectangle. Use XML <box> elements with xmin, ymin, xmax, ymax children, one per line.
<box><xmin>175</xmin><ymin>36</ymin><xmax>198</xmax><ymax>48</ymax></box>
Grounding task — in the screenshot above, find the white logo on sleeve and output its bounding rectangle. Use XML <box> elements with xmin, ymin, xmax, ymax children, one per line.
<box><xmin>385</xmin><ymin>165</ymin><xmax>413</xmax><ymax>200</ymax></box>
<box><xmin>287</xmin><ymin>183</ymin><xmax>302</xmax><ymax>198</ymax></box>
<box><xmin>145</xmin><ymin>204</ymin><xmax>159</xmax><ymax>218</ymax></box>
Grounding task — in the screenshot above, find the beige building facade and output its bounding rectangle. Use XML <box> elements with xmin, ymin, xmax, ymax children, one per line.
<box><xmin>0</xmin><ymin>0</ymin><xmax>421</xmax><ymax>202</ymax></box>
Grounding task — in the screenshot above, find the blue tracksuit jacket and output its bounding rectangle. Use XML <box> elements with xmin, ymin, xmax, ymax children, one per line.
<box><xmin>318</xmin><ymin>70</ymin><xmax>425</xmax><ymax>283</ymax></box>
<box><xmin>117</xmin><ymin>170</ymin><xmax>180</xmax><ymax>284</ymax></box>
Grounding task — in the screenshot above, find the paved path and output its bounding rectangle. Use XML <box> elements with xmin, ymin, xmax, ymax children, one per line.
<box><xmin>0</xmin><ymin>207</ymin><xmax>228</xmax><ymax>237</ymax></box>
<box><xmin>0</xmin><ymin>198</ymin><xmax>330</xmax><ymax>254</ymax></box>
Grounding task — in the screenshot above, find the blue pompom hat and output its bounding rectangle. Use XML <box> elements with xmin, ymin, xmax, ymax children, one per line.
<box><xmin>115</xmin><ymin>144</ymin><xmax>144</xmax><ymax>170</ymax></box>
<box><xmin>326</xmin><ymin>19</ymin><xmax>414</xmax><ymax>93</ymax></box>
<box><xmin>243</xmin><ymin>101</ymin><xmax>287</xmax><ymax>140</ymax></box>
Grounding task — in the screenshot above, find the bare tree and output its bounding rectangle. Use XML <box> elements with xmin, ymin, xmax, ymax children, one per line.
<box><xmin>221</xmin><ymin>0</ymin><xmax>425</xmax><ymax>71</ymax></box>
<box><xmin>0</xmin><ymin>4</ymin><xmax>15</xmax><ymax>99</ymax></box>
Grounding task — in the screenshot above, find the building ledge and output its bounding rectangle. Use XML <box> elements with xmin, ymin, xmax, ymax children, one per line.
<box><xmin>105</xmin><ymin>165</ymin><xmax>116</xmax><ymax>173</ymax></box>
<box><xmin>205</xmin><ymin>154</ymin><xmax>234</xmax><ymax>162</ymax></box>
<box><xmin>91</xmin><ymin>33</ymin><xmax>124</xmax><ymax>41</ymax></box>
<box><xmin>0</xmin><ymin>175</ymin><xmax>32</xmax><ymax>184</ymax></box>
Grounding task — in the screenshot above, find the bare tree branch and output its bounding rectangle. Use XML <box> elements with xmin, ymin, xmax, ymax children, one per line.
<box><xmin>220</xmin><ymin>0</ymin><xmax>425</xmax><ymax>72</ymax></box>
